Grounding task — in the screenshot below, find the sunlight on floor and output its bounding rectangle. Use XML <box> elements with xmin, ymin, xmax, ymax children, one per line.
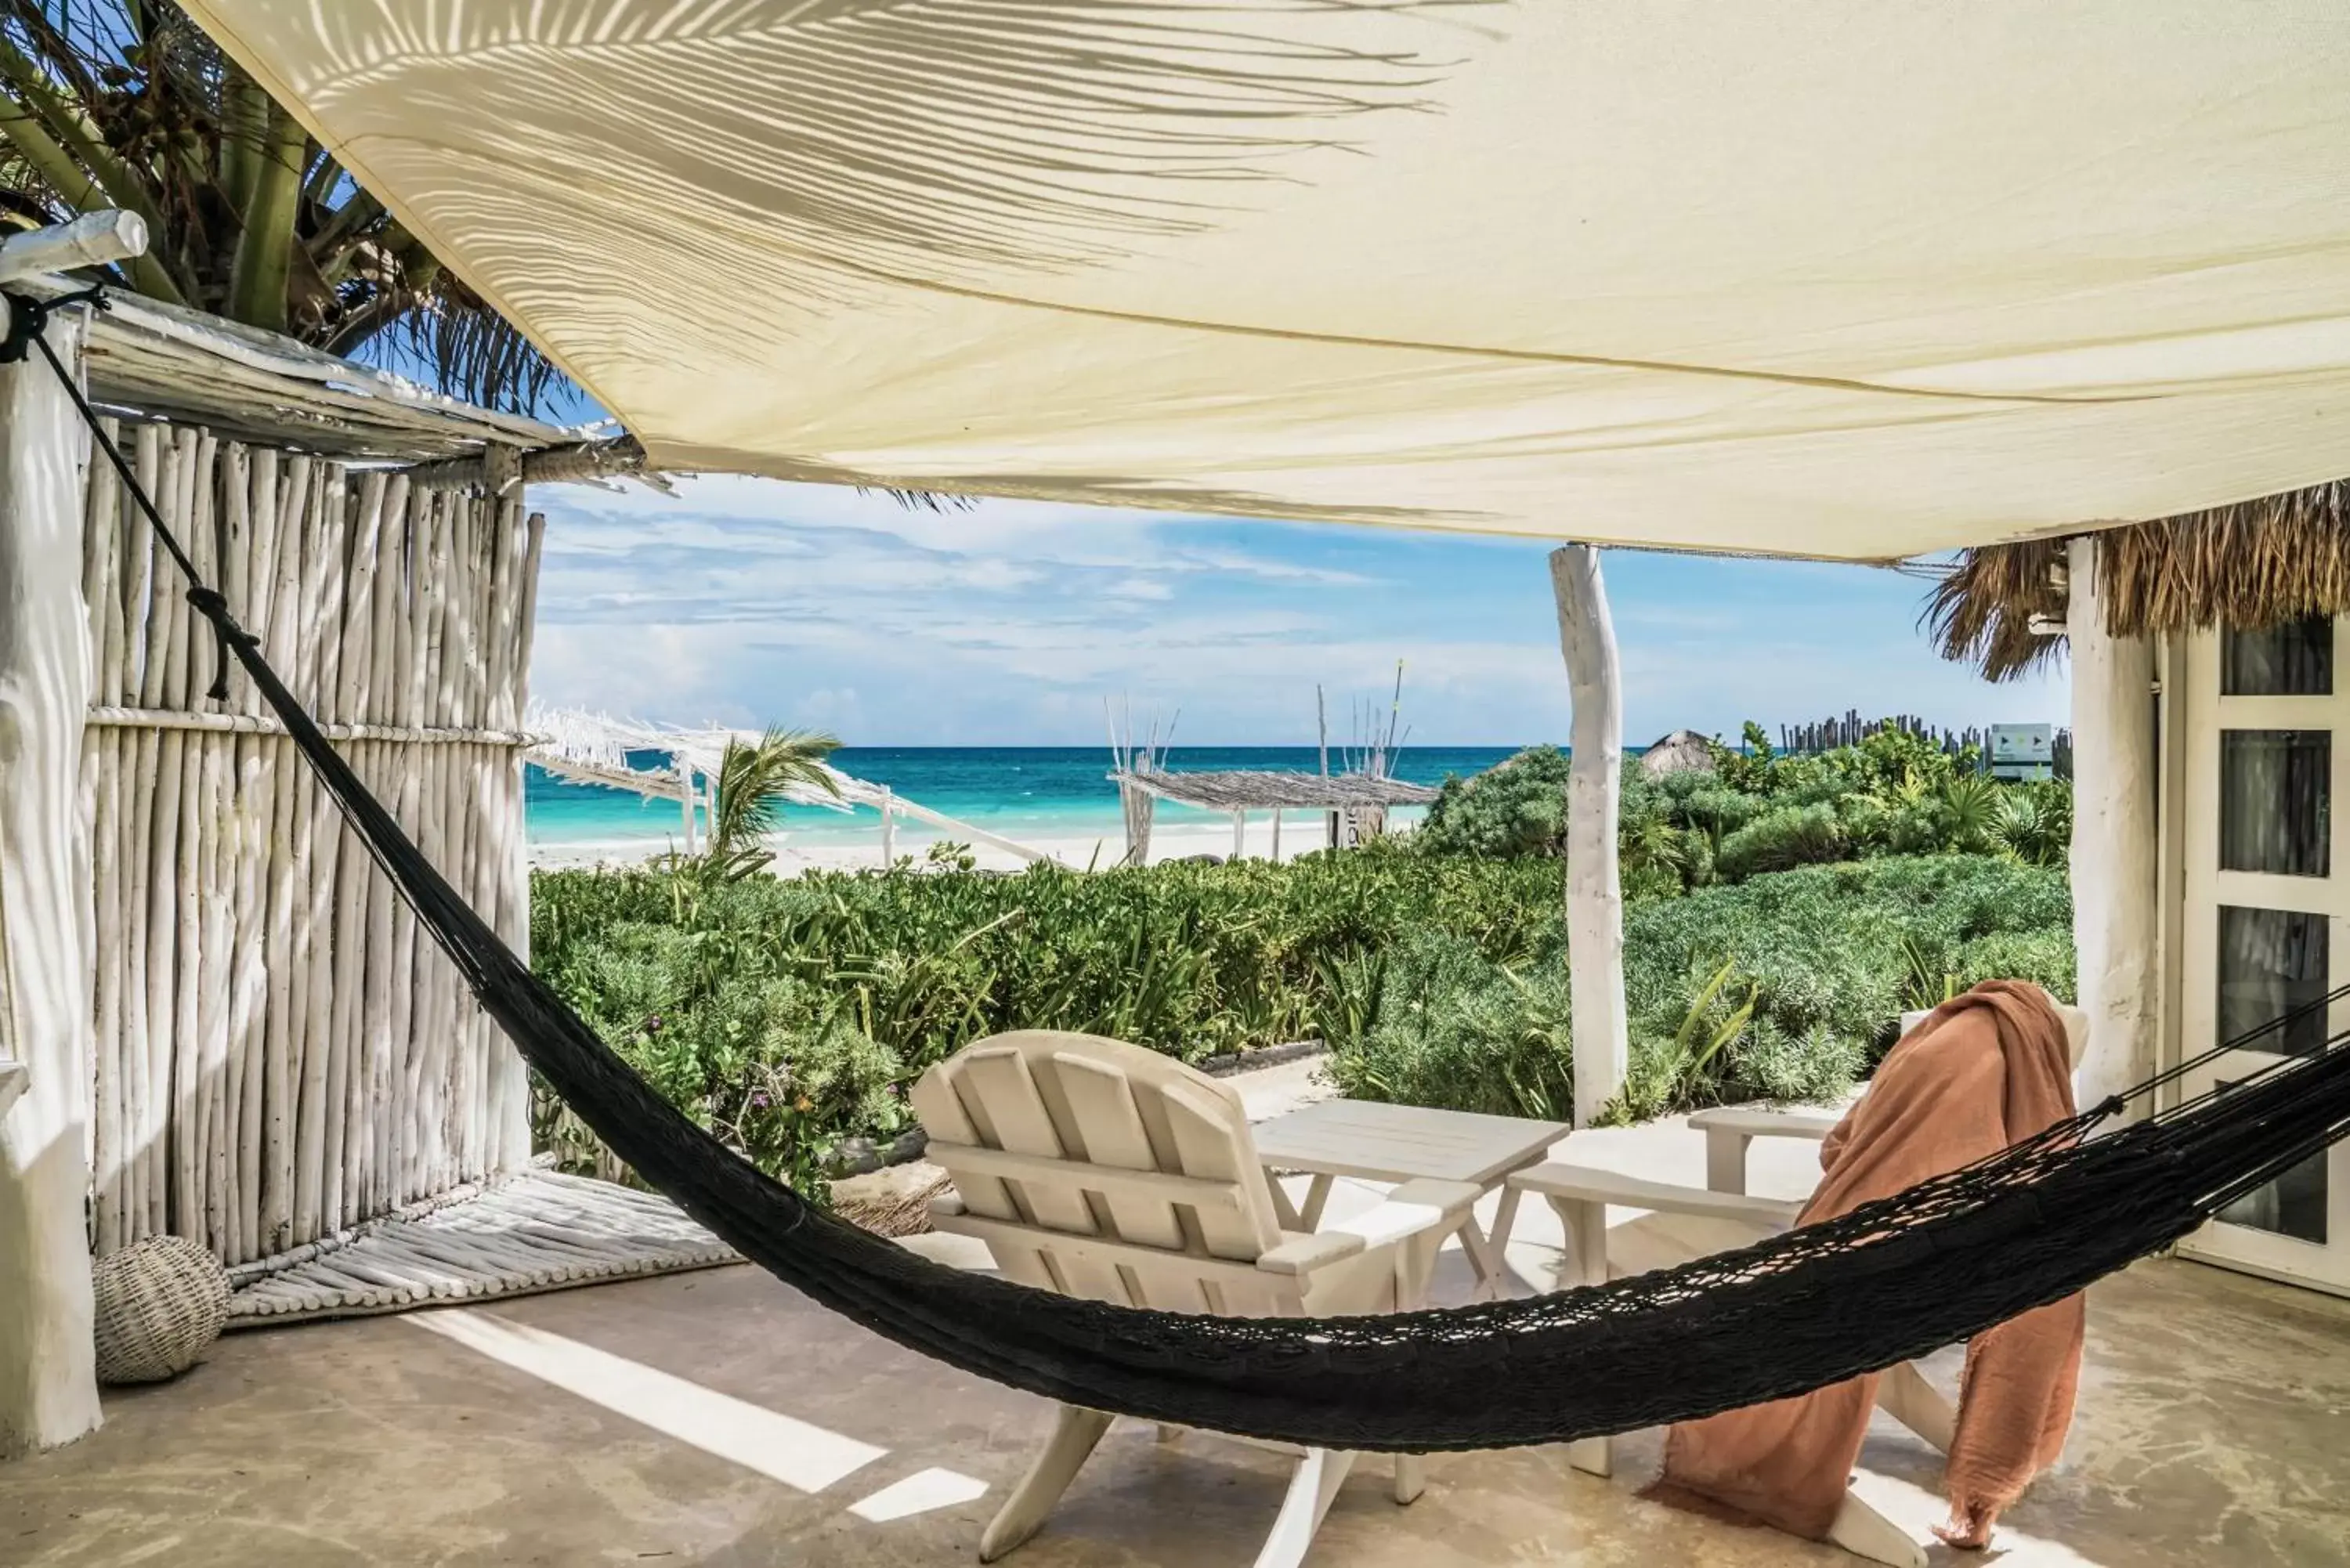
<box><xmin>849</xmin><ymin>1467</ymin><xmax>994</xmax><ymax>1522</ymax></box>
<box><xmin>407</xmin><ymin>1307</ymin><xmax>888</xmax><ymax>1491</ymax></box>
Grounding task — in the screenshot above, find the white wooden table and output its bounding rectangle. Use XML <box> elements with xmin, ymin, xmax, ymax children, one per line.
<box><xmin>1252</xmin><ymin>1099</ymin><xmax>1569</xmax><ymax>1300</ymax></box>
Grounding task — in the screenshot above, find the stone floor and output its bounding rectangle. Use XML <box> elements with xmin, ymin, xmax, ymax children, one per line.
<box><xmin>6</xmin><ymin>1088</ymin><xmax>2349</xmax><ymax>1566</ymax></box>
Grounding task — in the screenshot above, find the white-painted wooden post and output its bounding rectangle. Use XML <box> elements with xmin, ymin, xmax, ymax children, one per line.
<box><xmin>677</xmin><ymin>771</ymin><xmax>696</xmax><ymax>854</ymax></box>
<box><xmin>0</xmin><ymin>294</ymin><xmax>103</xmax><ymax>1456</ymax></box>
<box><xmin>1550</xmin><ymin>545</ymin><xmax>1627</xmax><ymax>1127</ymax></box>
<box><xmin>1271</xmin><ymin>807</ymin><xmax>1282</xmax><ymax>862</ymax></box>
<box><xmin>2067</xmin><ymin>536</ymin><xmax>2157</xmax><ymax>1115</ymax></box>
<box><xmin>880</xmin><ymin>786</ymin><xmax>896</xmax><ymax>865</ymax></box>
<box><xmin>0</xmin><ymin>210</ymin><xmax>147</xmax><ymax>286</ymax></box>
<box><xmin>1231</xmin><ymin>809</ymin><xmax>1246</xmax><ymax>861</ymax></box>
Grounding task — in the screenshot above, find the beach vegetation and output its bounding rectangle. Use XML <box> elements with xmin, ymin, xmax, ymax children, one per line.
<box><xmin>1419</xmin><ymin>725</ymin><xmax>2073</xmax><ymax>891</ymax></box>
<box><xmin>533</xmin><ymin>846</ymin><xmax>2070</xmax><ymax>1184</ymax></box>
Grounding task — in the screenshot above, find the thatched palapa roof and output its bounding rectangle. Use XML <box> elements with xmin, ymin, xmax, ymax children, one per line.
<box><xmin>1926</xmin><ymin>480</ymin><xmax>2350</xmax><ymax>680</ymax></box>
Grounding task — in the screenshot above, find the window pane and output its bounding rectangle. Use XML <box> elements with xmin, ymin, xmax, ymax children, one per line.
<box><xmin>2224</xmin><ymin>617</ymin><xmax>2333</xmax><ymax>695</ymax></box>
<box><xmin>2220</xmin><ymin>730</ymin><xmax>2330</xmax><ymax>876</ymax></box>
<box><xmin>2214</xmin><ymin>1078</ymin><xmax>2329</xmax><ymax>1244</ymax></box>
<box><xmin>2218</xmin><ymin>905</ymin><xmax>2329</xmax><ymax>1056</ymax></box>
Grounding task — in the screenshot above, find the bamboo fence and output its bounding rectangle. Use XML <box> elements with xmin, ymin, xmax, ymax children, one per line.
<box><xmin>76</xmin><ymin>417</ymin><xmax>545</xmax><ymax>1266</ymax></box>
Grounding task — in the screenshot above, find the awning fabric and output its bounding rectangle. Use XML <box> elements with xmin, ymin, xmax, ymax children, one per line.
<box><xmin>183</xmin><ymin>2</ymin><xmax>2350</xmax><ymax>560</ymax></box>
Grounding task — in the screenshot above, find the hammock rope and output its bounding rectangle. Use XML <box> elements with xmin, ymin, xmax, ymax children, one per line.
<box><xmin>13</xmin><ymin>287</ymin><xmax>2350</xmax><ymax>1454</ymax></box>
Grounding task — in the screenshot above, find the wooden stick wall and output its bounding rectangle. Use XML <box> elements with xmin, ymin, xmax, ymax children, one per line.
<box><xmin>77</xmin><ymin>418</ymin><xmax>545</xmax><ymax>1264</ymax></box>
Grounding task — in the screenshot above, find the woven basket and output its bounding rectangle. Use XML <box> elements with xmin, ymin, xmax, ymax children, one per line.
<box><xmin>92</xmin><ymin>1234</ymin><xmax>230</xmax><ymax>1385</ymax></box>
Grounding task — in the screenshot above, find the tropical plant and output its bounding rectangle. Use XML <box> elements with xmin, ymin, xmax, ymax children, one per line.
<box><xmin>1991</xmin><ymin>782</ymin><xmax>2072</xmax><ymax>868</ymax></box>
<box><xmin>1939</xmin><ymin>773</ymin><xmax>2003</xmax><ymax>853</ymax></box>
<box><xmin>1415</xmin><ymin>744</ymin><xmax>1570</xmax><ymax>858</ymax></box>
<box><xmin>1617</xmin><ymin>958</ymin><xmax>1759</xmax><ymax>1121</ymax></box>
<box><xmin>699</xmin><ymin>727</ymin><xmax>841</xmax><ymax>881</ymax></box>
<box><xmin>0</xmin><ymin>1</ymin><xmax>561</xmax><ymax>410</ymax></box>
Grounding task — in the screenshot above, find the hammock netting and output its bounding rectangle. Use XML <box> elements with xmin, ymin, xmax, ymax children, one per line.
<box><xmin>18</xmin><ymin>291</ymin><xmax>2350</xmax><ymax>1455</ymax></box>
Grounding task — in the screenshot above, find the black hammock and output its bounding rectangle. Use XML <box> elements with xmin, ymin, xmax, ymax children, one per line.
<box><xmin>17</xmin><ymin>288</ymin><xmax>2350</xmax><ymax>1456</ymax></box>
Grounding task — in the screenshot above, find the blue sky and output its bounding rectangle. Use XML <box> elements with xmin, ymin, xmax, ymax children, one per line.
<box><xmin>526</xmin><ymin>475</ymin><xmax>2066</xmax><ymax>747</ymax></box>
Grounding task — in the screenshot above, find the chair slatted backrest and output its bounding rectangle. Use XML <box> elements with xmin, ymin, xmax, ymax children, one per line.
<box><xmin>913</xmin><ymin>1031</ymin><xmax>1292</xmax><ymax>1315</ymax></box>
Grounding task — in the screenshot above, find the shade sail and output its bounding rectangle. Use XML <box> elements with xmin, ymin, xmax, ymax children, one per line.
<box><xmin>183</xmin><ymin>2</ymin><xmax>2350</xmax><ymax>560</ymax></box>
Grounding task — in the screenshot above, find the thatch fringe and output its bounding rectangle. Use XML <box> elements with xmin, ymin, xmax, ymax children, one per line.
<box><xmin>1926</xmin><ymin>480</ymin><xmax>2350</xmax><ymax>680</ymax></box>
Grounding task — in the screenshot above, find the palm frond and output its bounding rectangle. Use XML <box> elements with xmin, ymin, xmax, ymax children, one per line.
<box><xmin>707</xmin><ymin>727</ymin><xmax>844</xmax><ymax>880</ymax></box>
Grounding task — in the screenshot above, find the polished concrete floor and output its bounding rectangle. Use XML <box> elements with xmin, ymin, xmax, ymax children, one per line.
<box><xmin>4</xmin><ymin>1234</ymin><xmax>2346</xmax><ymax>1567</ymax></box>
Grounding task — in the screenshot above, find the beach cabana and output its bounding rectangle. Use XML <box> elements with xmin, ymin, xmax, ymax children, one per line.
<box><xmin>7</xmin><ymin>9</ymin><xmax>2350</xmax><ymax>1558</ymax></box>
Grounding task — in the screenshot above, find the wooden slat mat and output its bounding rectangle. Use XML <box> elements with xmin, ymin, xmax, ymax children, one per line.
<box><xmin>228</xmin><ymin>1171</ymin><xmax>736</xmax><ymax>1326</ymax></box>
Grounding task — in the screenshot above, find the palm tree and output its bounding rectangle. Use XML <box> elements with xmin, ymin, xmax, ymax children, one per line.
<box><xmin>0</xmin><ymin>1</ymin><xmax>559</xmax><ymax>411</ymax></box>
<box><xmin>703</xmin><ymin>728</ymin><xmax>842</xmax><ymax>882</ymax></box>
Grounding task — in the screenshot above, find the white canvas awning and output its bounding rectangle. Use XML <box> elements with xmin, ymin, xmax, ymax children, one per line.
<box><xmin>183</xmin><ymin>3</ymin><xmax>2350</xmax><ymax>559</ymax></box>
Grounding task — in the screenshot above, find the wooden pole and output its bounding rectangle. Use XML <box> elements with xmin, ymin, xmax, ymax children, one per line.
<box><xmin>1271</xmin><ymin>807</ymin><xmax>1282</xmax><ymax>862</ymax></box>
<box><xmin>2067</xmin><ymin>535</ymin><xmax>2157</xmax><ymax>1115</ymax></box>
<box><xmin>1549</xmin><ymin>545</ymin><xmax>1627</xmax><ymax>1128</ymax></box>
<box><xmin>880</xmin><ymin>786</ymin><xmax>896</xmax><ymax>865</ymax></box>
<box><xmin>0</xmin><ymin>296</ymin><xmax>102</xmax><ymax>1455</ymax></box>
<box><xmin>1231</xmin><ymin>809</ymin><xmax>1246</xmax><ymax>861</ymax></box>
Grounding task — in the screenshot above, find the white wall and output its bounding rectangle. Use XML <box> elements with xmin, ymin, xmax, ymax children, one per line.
<box><xmin>0</xmin><ymin>306</ymin><xmax>102</xmax><ymax>1455</ymax></box>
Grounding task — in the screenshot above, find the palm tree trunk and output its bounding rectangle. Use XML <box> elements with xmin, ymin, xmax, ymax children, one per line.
<box><xmin>226</xmin><ymin>106</ymin><xmax>307</xmax><ymax>332</ymax></box>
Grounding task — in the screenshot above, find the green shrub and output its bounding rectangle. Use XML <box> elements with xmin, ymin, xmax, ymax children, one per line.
<box><xmin>1416</xmin><ymin>746</ymin><xmax>1571</xmax><ymax>858</ymax></box>
<box><xmin>1323</xmin><ymin>930</ymin><xmax>1574</xmax><ymax>1122</ymax></box>
<box><xmin>1715</xmin><ymin>803</ymin><xmax>1847</xmax><ymax>879</ymax></box>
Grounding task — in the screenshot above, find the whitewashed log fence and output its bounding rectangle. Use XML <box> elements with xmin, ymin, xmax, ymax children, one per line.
<box><xmin>76</xmin><ymin>417</ymin><xmax>546</xmax><ymax>1267</ymax></box>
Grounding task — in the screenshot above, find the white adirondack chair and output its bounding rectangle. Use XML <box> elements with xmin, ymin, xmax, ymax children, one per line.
<box><xmin>1507</xmin><ymin>995</ymin><xmax>2091</xmax><ymax>1568</ymax></box>
<box><xmin>913</xmin><ymin>1031</ymin><xmax>1480</xmax><ymax>1568</ymax></box>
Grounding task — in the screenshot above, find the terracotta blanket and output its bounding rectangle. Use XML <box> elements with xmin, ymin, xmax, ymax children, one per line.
<box><xmin>1651</xmin><ymin>980</ymin><xmax>2084</xmax><ymax>1544</ymax></box>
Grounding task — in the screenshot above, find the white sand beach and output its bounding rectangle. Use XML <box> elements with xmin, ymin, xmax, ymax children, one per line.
<box><xmin>530</xmin><ymin>816</ymin><xmax>1358</xmax><ymax>875</ymax></box>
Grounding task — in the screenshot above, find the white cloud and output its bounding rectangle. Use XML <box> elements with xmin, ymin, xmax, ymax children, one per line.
<box><xmin>522</xmin><ymin>475</ymin><xmax>2065</xmax><ymax>744</ymax></box>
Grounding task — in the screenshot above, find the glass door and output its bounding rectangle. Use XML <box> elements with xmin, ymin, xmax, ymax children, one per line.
<box><xmin>2178</xmin><ymin>616</ymin><xmax>2350</xmax><ymax>1295</ymax></box>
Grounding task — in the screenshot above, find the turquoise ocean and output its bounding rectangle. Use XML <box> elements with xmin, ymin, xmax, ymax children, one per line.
<box><xmin>527</xmin><ymin>745</ymin><xmax>1527</xmax><ymax>856</ymax></box>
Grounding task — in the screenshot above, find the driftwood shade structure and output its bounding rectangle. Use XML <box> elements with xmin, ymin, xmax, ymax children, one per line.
<box><xmin>1110</xmin><ymin>768</ymin><xmax>1437</xmax><ymax>864</ymax></box>
<box><xmin>530</xmin><ymin>706</ymin><xmax>1058</xmax><ymax>866</ymax></box>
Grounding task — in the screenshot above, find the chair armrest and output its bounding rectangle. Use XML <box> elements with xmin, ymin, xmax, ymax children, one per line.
<box><xmin>1686</xmin><ymin>1105</ymin><xmax>1839</xmax><ymax>1140</ymax></box>
<box><xmin>0</xmin><ymin>1059</ymin><xmax>24</xmax><ymax>1120</ymax></box>
<box><xmin>1254</xmin><ymin>1230</ymin><xmax>1366</xmax><ymax>1276</ymax></box>
<box><xmin>1256</xmin><ymin>1179</ymin><xmax>1481</xmax><ymax>1275</ymax></box>
<box><xmin>1319</xmin><ymin>1176</ymin><xmax>1485</xmax><ymax>1252</ymax></box>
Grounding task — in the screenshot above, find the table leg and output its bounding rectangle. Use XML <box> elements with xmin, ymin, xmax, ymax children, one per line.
<box><xmin>1472</xmin><ymin>1184</ymin><xmax>1526</xmax><ymax>1301</ymax></box>
<box><xmin>1454</xmin><ymin>1215</ymin><xmax>1501</xmax><ymax>1301</ymax></box>
<box><xmin>1266</xmin><ymin>1174</ymin><xmax>1304</xmax><ymax>1230</ymax></box>
<box><xmin>1298</xmin><ymin>1173</ymin><xmax>1335</xmax><ymax>1231</ymax></box>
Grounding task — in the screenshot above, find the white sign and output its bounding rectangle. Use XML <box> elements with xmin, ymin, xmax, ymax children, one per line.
<box><xmin>1990</xmin><ymin>724</ymin><xmax>2055</xmax><ymax>781</ymax></box>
